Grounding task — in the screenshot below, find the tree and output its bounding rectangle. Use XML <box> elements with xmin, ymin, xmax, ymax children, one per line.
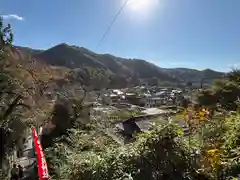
<box><xmin>109</xmin><ymin>75</ymin><xmax>128</xmax><ymax>89</ymax></box>
<box><xmin>0</xmin><ymin>16</ymin><xmax>13</xmax><ymax>49</ymax></box>
<box><xmin>196</xmin><ymin>69</ymin><xmax>240</xmax><ymax>111</ymax></box>
<box><xmin>147</xmin><ymin>77</ymin><xmax>159</xmax><ymax>86</ymax></box>
<box><xmin>196</xmin><ymin>89</ymin><xmax>217</xmax><ymax>108</ymax></box>
<box><xmin>0</xmin><ymin>16</ymin><xmax>29</xmax><ymax>167</ymax></box>
<box><xmin>0</xmin><ymin>16</ymin><xmax>13</xmax><ymax>88</ymax></box>
<box><xmin>227</xmin><ymin>69</ymin><xmax>240</xmax><ymax>85</ymax></box>
<box><xmin>214</xmin><ymin>82</ymin><xmax>240</xmax><ymax>110</ymax></box>
<box><xmin>212</xmin><ymin>69</ymin><xmax>240</xmax><ymax>110</ymax></box>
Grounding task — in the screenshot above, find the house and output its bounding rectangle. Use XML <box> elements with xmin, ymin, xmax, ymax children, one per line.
<box><xmin>125</xmin><ymin>93</ymin><xmax>136</xmax><ymax>97</ymax></box>
<box><xmin>112</xmin><ymin>89</ymin><xmax>124</xmax><ymax>95</ymax></box>
<box><xmin>154</xmin><ymin>91</ymin><xmax>167</xmax><ymax>97</ymax></box>
<box><xmin>145</xmin><ymin>97</ymin><xmax>165</xmax><ymax>108</ymax></box>
<box><xmin>111</xmin><ymin>94</ymin><xmax>120</xmax><ymax>103</ymax></box>
<box><xmin>126</xmin><ymin>96</ymin><xmax>145</xmax><ymax>107</ymax></box>
<box><xmin>140</xmin><ymin>82</ymin><xmax>149</xmax><ymax>89</ymax></box>
<box><xmin>115</xmin><ymin>114</ymin><xmax>168</xmax><ymax>141</ymax></box>
<box><xmin>142</xmin><ymin>93</ymin><xmax>151</xmax><ymax>97</ymax></box>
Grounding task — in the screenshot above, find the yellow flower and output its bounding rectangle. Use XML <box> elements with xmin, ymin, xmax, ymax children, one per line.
<box><xmin>207</xmin><ymin>149</ymin><xmax>221</xmax><ymax>169</ymax></box>
<box><xmin>198</xmin><ymin>108</ymin><xmax>210</xmax><ymax>120</ymax></box>
<box><xmin>177</xmin><ymin>129</ymin><xmax>184</xmax><ymax>135</ymax></box>
<box><xmin>200</xmin><ymin>116</ymin><xmax>207</xmax><ymax>121</ymax></box>
<box><xmin>207</xmin><ymin>149</ymin><xmax>218</xmax><ymax>154</ymax></box>
<box><xmin>205</xmin><ymin>110</ymin><xmax>210</xmax><ymax>115</ymax></box>
<box><xmin>201</xmin><ymin>108</ymin><xmax>210</xmax><ymax>115</ymax></box>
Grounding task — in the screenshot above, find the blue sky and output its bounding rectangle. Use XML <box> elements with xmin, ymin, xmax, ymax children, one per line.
<box><xmin>1</xmin><ymin>0</ymin><xmax>240</xmax><ymax>72</ymax></box>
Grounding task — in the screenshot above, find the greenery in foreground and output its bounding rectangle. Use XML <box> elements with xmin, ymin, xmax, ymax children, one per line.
<box><xmin>44</xmin><ymin>110</ymin><xmax>240</xmax><ymax>180</ymax></box>
<box><xmin>44</xmin><ymin>70</ymin><xmax>240</xmax><ymax>179</ymax></box>
<box><xmin>46</xmin><ymin>124</ymin><xmax>199</xmax><ymax>180</ymax></box>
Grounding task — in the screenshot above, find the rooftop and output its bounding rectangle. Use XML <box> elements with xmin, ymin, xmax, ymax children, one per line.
<box><xmin>155</xmin><ymin>91</ymin><xmax>166</xmax><ymax>96</ymax></box>
<box><xmin>147</xmin><ymin>97</ymin><xmax>164</xmax><ymax>100</ymax></box>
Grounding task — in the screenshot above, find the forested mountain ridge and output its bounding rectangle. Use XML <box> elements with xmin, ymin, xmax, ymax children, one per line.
<box><xmin>15</xmin><ymin>43</ymin><xmax>225</xmax><ymax>88</ymax></box>
<box><xmin>159</xmin><ymin>68</ymin><xmax>225</xmax><ymax>83</ymax></box>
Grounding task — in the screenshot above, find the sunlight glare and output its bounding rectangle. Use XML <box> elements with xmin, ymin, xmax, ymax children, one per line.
<box><xmin>126</xmin><ymin>0</ymin><xmax>159</xmax><ymax>13</ymax></box>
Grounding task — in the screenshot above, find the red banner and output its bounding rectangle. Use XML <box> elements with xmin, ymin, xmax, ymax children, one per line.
<box><xmin>32</xmin><ymin>127</ymin><xmax>50</xmax><ymax>180</ymax></box>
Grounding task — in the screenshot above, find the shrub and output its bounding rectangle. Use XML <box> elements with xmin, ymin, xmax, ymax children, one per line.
<box><xmin>46</xmin><ymin>124</ymin><xmax>205</xmax><ymax>180</ymax></box>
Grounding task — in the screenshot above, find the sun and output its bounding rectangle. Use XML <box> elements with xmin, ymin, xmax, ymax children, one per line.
<box><xmin>126</xmin><ymin>0</ymin><xmax>159</xmax><ymax>13</ymax></box>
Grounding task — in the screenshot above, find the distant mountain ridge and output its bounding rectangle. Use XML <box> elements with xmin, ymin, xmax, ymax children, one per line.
<box><xmin>159</xmin><ymin>68</ymin><xmax>224</xmax><ymax>82</ymax></box>
<box><xmin>16</xmin><ymin>43</ymin><xmax>225</xmax><ymax>88</ymax></box>
<box><xmin>15</xmin><ymin>46</ymin><xmax>44</xmax><ymax>56</ymax></box>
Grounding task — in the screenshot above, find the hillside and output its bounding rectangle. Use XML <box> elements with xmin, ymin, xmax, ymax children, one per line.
<box><xmin>4</xmin><ymin>48</ymin><xmax>71</xmax><ymax>114</ymax></box>
<box><xmin>159</xmin><ymin>68</ymin><xmax>225</xmax><ymax>83</ymax></box>
<box><xmin>15</xmin><ymin>46</ymin><xmax>44</xmax><ymax>56</ymax></box>
<box><xmin>16</xmin><ymin>43</ymin><xmax>224</xmax><ymax>88</ymax></box>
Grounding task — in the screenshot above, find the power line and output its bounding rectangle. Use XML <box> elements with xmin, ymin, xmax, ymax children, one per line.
<box><xmin>96</xmin><ymin>0</ymin><xmax>130</xmax><ymax>49</ymax></box>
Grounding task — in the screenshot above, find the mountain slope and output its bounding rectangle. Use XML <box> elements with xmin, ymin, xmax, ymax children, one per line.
<box><xmin>33</xmin><ymin>44</ymin><xmax>179</xmax><ymax>82</ymax></box>
<box><xmin>159</xmin><ymin>68</ymin><xmax>225</xmax><ymax>82</ymax></box>
<box><xmin>35</xmin><ymin>43</ymin><xmax>108</xmax><ymax>70</ymax></box>
<box><xmin>119</xmin><ymin>58</ymin><xmax>177</xmax><ymax>82</ymax></box>
<box><xmin>17</xmin><ymin>43</ymin><xmax>224</xmax><ymax>87</ymax></box>
<box><xmin>15</xmin><ymin>46</ymin><xmax>43</xmax><ymax>56</ymax></box>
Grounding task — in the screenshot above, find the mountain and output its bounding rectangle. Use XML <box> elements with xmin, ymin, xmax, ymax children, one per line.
<box><xmin>15</xmin><ymin>46</ymin><xmax>43</xmax><ymax>56</ymax></box>
<box><xmin>159</xmin><ymin>68</ymin><xmax>225</xmax><ymax>83</ymax></box>
<box><xmin>16</xmin><ymin>43</ymin><xmax>225</xmax><ymax>88</ymax></box>
<box><xmin>35</xmin><ymin>43</ymin><xmax>108</xmax><ymax>70</ymax></box>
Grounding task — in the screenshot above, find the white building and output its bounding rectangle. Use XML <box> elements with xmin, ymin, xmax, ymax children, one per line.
<box><xmin>145</xmin><ymin>97</ymin><xmax>164</xmax><ymax>108</ymax></box>
<box><xmin>112</xmin><ymin>89</ymin><xmax>124</xmax><ymax>95</ymax></box>
<box><xmin>153</xmin><ymin>91</ymin><xmax>168</xmax><ymax>98</ymax></box>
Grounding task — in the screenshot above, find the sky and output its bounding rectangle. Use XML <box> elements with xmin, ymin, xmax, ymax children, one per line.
<box><xmin>1</xmin><ymin>0</ymin><xmax>240</xmax><ymax>72</ymax></box>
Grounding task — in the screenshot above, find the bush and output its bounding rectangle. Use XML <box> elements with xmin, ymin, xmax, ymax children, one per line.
<box><xmin>196</xmin><ymin>69</ymin><xmax>240</xmax><ymax>111</ymax></box>
<box><xmin>196</xmin><ymin>89</ymin><xmax>217</xmax><ymax>108</ymax></box>
<box><xmin>46</xmin><ymin>125</ymin><xmax>204</xmax><ymax>180</ymax></box>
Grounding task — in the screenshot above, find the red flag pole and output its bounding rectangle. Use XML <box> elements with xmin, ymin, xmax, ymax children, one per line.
<box><xmin>32</xmin><ymin>127</ymin><xmax>50</xmax><ymax>180</ymax></box>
